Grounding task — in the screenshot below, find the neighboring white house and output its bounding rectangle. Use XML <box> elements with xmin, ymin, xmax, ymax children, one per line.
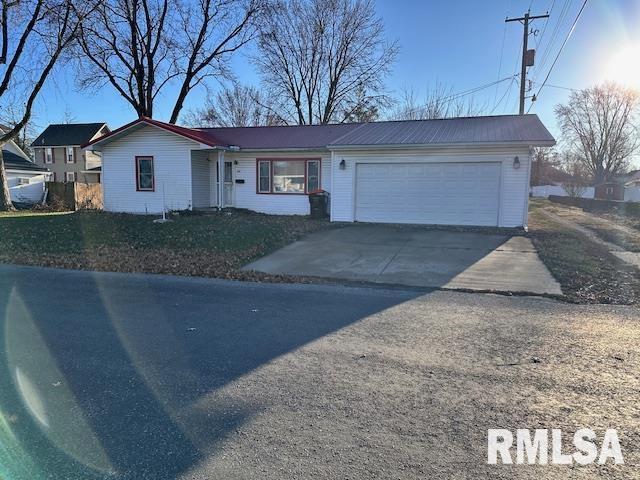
<box><xmin>83</xmin><ymin>114</ymin><xmax>556</xmax><ymax>228</ymax></box>
<box><xmin>1</xmin><ymin>128</ymin><xmax>50</xmax><ymax>204</ymax></box>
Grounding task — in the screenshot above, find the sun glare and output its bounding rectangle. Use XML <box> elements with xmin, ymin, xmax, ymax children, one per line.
<box><xmin>605</xmin><ymin>44</ymin><xmax>640</xmax><ymax>89</ymax></box>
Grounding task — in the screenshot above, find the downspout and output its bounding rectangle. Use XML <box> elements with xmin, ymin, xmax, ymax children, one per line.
<box><xmin>523</xmin><ymin>146</ymin><xmax>533</xmax><ymax>231</ymax></box>
<box><xmin>217</xmin><ymin>150</ymin><xmax>224</xmax><ymax>209</ymax></box>
<box><xmin>329</xmin><ymin>149</ymin><xmax>335</xmax><ymax>222</ymax></box>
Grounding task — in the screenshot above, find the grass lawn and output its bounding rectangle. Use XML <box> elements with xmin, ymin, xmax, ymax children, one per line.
<box><xmin>0</xmin><ymin>209</ymin><xmax>332</xmax><ymax>281</ymax></box>
<box><xmin>528</xmin><ymin>200</ymin><xmax>640</xmax><ymax>304</ymax></box>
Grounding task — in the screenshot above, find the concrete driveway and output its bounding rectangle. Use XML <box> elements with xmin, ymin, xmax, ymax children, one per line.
<box><xmin>245</xmin><ymin>225</ymin><xmax>562</xmax><ymax>295</ymax></box>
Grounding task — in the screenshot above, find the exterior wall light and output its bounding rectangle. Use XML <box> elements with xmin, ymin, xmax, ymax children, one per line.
<box><xmin>513</xmin><ymin>156</ymin><xmax>521</xmax><ymax>169</ymax></box>
<box><xmin>339</xmin><ymin>159</ymin><xmax>346</xmax><ymax>170</ymax></box>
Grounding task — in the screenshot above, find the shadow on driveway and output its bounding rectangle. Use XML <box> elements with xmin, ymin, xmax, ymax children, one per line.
<box><xmin>244</xmin><ymin>224</ymin><xmax>562</xmax><ymax>295</ymax></box>
<box><xmin>0</xmin><ymin>265</ymin><xmax>424</xmax><ymax>479</ymax></box>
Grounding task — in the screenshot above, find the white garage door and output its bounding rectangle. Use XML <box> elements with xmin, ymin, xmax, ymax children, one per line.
<box><xmin>355</xmin><ymin>162</ymin><xmax>501</xmax><ymax>226</ymax></box>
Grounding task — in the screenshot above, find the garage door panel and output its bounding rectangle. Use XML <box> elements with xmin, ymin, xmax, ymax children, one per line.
<box><xmin>355</xmin><ymin>162</ymin><xmax>501</xmax><ymax>226</ymax></box>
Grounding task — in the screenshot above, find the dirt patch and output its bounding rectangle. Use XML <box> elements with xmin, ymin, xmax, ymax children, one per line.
<box><xmin>528</xmin><ymin>204</ymin><xmax>640</xmax><ymax>305</ymax></box>
<box><xmin>543</xmin><ymin>203</ymin><xmax>640</xmax><ymax>252</ymax></box>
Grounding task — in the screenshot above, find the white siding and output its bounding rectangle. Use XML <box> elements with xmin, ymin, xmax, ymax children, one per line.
<box><xmin>191</xmin><ymin>150</ymin><xmax>211</xmax><ymax>208</ymax></box>
<box><xmin>499</xmin><ymin>151</ymin><xmax>530</xmax><ymax>227</ymax></box>
<box><xmin>3</xmin><ymin>139</ymin><xmax>29</xmax><ymax>159</ymax></box>
<box><xmin>226</xmin><ymin>151</ymin><xmax>331</xmax><ymax>215</ymax></box>
<box><xmin>8</xmin><ymin>173</ymin><xmax>46</xmax><ymax>204</ymax></box>
<box><xmin>101</xmin><ymin>125</ymin><xmax>198</xmax><ymax>214</ymax></box>
<box><xmin>330</xmin><ymin>147</ymin><xmax>531</xmax><ymax>228</ymax></box>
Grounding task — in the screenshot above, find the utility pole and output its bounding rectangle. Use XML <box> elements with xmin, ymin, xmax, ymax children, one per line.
<box><xmin>506</xmin><ymin>11</ymin><xmax>549</xmax><ymax>114</ymax></box>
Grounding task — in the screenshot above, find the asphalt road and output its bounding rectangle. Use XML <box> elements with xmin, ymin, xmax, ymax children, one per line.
<box><xmin>0</xmin><ymin>265</ymin><xmax>638</xmax><ymax>479</ymax></box>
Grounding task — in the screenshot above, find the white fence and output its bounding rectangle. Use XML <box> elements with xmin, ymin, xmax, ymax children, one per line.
<box><xmin>624</xmin><ymin>186</ymin><xmax>640</xmax><ymax>202</ymax></box>
<box><xmin>531</xmin><ymin>185</ymin><xmax>595</xmax><ymax>199</ymax></box>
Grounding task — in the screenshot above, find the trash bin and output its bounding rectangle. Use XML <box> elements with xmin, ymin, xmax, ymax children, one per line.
<box><xmin>308</xmin><ymin>189</ymin><xmax>329</xmax><ymax>218</ymax></box>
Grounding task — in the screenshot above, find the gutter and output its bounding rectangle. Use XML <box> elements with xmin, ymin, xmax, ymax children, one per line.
<box><xmin>327</xmin><ymin>140</ymin><xmax>556</xmax><ymax>151</ymax></box>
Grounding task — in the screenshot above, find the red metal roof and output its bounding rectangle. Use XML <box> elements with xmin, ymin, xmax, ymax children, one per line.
<box><xmin>82</xmin><ymin>117</ymin><xmax>224</xmax><ymax>148</ymax></box>
<box><xmin>83</xmin><ymin>114</ymin><xmax>555</xmax><ymax>150</ymax></box>
<box><xmin>328</xmin><ymin>114</ymin><xmax>556</xmax><ymax>147</ymax></box>
<box><xmin>199</xmin><ymin>123</ymin><xmax>361</xmax><ymax>150</ymax></box>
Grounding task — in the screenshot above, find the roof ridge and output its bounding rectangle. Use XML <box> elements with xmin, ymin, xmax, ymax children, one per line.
<box><xmin>196</xmin><ymin>122</ymin><xmax>364</xmax><ymax>131</ymax></box>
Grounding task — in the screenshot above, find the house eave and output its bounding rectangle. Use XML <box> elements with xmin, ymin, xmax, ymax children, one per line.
<box><xmin>6</xmin><ymin>168</ymin><xmax>49</xmax><ymax>174</ymax></box>
<box><xmin>82</xmin><ymin>117</ymin><xmax>223</xmax><ymax>150</ymax></box>
<box><xmin>224</xmin><ymin>147</ymin><xmax>330</xmax><ymax>153</ymax></box>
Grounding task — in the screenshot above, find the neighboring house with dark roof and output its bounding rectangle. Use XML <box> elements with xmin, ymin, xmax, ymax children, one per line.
<box><xmin>32</xmin><ymin>123</ymin><xmax>109</xmax><ymax>183</ymax></box>
<box><xmin>84</xmin><ymin>114</ymin><xmax>555</xmax><ymax>227</ymax></box>
<box><xmin>1</xmin><ymin>126</ymin><xmax>50</xmax><ymax>204</ymax></box>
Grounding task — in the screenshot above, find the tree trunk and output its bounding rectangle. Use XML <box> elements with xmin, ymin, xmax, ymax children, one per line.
<box><xmin>0</xmin><ymin>147</ymin><xmax>16</xmax><ymax>211</ymax></box>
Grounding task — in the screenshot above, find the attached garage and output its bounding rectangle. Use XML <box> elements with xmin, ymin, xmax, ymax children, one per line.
<box><xmin>354</xmin><ymin>161</ymin><xmax>501</xmax><ymax>226</ymax></box>
<box><xmin>329</xmin><ymin>115</ymin><xmax>556</xmax><ymax>228</ymax></box>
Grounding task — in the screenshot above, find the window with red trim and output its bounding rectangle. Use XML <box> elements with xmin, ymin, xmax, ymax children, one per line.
<box><xmin>256</xmin><ymin>159</ymin><xmax>320</xmax><ymax>194</ymax></box>
<box><xmin>136</xmin><ymin>156</ymin><xmax>154</xmax><ymax>191</ymax></box>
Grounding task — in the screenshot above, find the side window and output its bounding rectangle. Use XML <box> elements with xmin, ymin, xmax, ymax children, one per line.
<box><xmin>258</xmin><ymin>160</ymin><xmax>271</xmax><ymax>193</ymax></box>
<box><xmin>136</xmin><ymin>156</ymin><xmax>154</xmax><ymax>191</ymax></box>
<box><xmin>45</xmin><ymin>148</ymin><xmax>53</xmax><ymax>164</ymax></box>
<box><xmin>306</xmin><ymin>160</ymin><xmax>320</xmax><ymax>192</ymax></box>
<box><xmin>67</xmin><ymin>147</ymin><xmax>74</xmax><ymax>163</ymax></box>
<box><xmin>65</xmin><ymin>172</ymin><xmax>76</xmax><ymax>182</ymax></box>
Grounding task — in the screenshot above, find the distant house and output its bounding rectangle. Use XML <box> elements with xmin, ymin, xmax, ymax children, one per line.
<box><xmin>83</xmin><ymin>114</ymin><xmax>555</xmax><ymax>228</ymax></box>
<box><xmin>594</xmin><ymin>181</ymin><xmax>625</xmax><ymax>201</ymax></box>
<box><xmin>1</xmin><ymin>126</ymin><xmax>50</xmax><ymax>204</ymax></box>
<box><xmin>31</xmin><ymin>123</ymin><xmax>110</xmax><ymax>183</ymax></box>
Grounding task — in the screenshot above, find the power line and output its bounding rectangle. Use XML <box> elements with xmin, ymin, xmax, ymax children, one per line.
<box><xmin>535</xmin><ymin>0</ymin><xmax>572</xmax><ymax>81</ymax></box>
<box><xmin>535</xmin><ymin>0</ymin><xmax>556</xmax><ymax>49</ymax></box>
<box><xmin>403</xmin><ymin>76</ymin><xmax>517</xmax><ymax>116</ymax></box>
<box><xmin>493</xmin><ymin>20</ymin><xmax>509</xmax><ymax>105</ymax></box>
<box><xmin>490</xmin><ymin>77</ymin><xmax>517</xmax><ymax>114</ymax></box>
<box><xmin>546</xmin><ymin>83</ymin><xmax>577</xmax><ymax>91</ymax></box>
<box><xmin>528</xmin><ymin>0</ymin><xmax>588</xmax><ymax>112</ymax></box>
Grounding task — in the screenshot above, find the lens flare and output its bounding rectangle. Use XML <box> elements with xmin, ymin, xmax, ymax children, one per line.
<box><xmin>605</xmin><ymin>44</ymin><xmax>640</xmax><ymax>89</ymax></box>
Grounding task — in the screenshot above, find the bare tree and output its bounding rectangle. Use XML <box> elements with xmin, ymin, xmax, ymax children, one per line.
<box><xmin>562</xmin><ymin>182</ymin><xmax>587</xmax><ymax>198</ymax></box>
<box><xmin>391</xmin><ymin>84</ymin><xmax>485</xmax><ymax>120</ymax></box>
<box><xmin>169</xmin><ymin>0</ymin><xmax>262</xmax><ymax>123</ymax></box>
<box><xmin>183</xmin><ymin>84</ymin><xmax>283</xmax><ymax>127</ymax></box>
<box><xmin>340</xmin><ymin>84</ymin><xmax>386</xmax><ymax>123</ymax></box>
<box><xmin>0</xmin><ymin>0</ymin><xmax>88</xmax><ymax>211</ymax></box>
<box><xmin>1</xmin><ymin>106</ymin><xmax>40</xmax><ymax>158</ymax></box>
<box><xmin>555</xmin><ymin>82</ymin><xmax>640</xmax><ymax>184</ymax></box>
<box><xmin>76</xmin><ymin>0</ymin><xmax>261</xmax><ymax>122</ymax></box>
<box><xmin>255</xmin><ymin>0</ymin><xmax>398</xmax><ymax>125</ymax></box>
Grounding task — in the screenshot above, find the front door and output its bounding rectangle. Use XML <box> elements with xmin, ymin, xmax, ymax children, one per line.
<box><xmin>223</xmin><ymin>161</ymin><xmax>234</xmax><ymax>207</ymax></box>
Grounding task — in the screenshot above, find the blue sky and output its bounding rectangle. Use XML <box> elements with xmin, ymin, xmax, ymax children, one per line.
<box><xmin>35</xmin><ymin>0</ymin><xmax>640</xmax><ymax>140</ymax></box>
